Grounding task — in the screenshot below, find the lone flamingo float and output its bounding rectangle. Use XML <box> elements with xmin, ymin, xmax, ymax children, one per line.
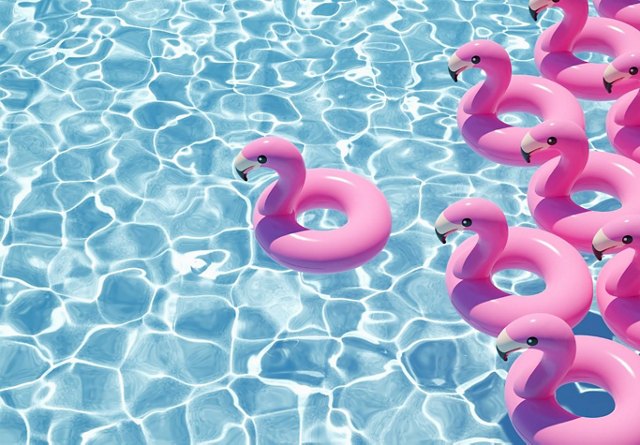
<box><xmin>603</xmin><ymin>53</ymin><xmax>640</xmax><ymax>162</ymax></box>
<box><xmin>233</xmin><ymin>136</ymin><xmax>391</xmax><ymax>273</ymax></box>
<box><xmin>593</xmin><ymin>0</ymin><xmax>640</xmax><ymax>30</ymax></box>
<box><xmin>528</xmin><ymin>0</ymin><xmax>640</xmax><ymax>99</ymax></box>
<box><xmin>592</xmin><ymin>216</ymin><xmax>640</xmax><ymax>351</ymax></box>
<box><xmin>522</xmin><ymin>120</ymin><xmax>640</xmax><ymax>252</ymax></box>
<box><xmin>497</xmin><ymin>313</ymin><xmax>640</xmax><ymax>444</ymax></box>
<box><xmin>435</xmin><ymin>198</ymin><xmax>591</xmax><ymax>337</ymax></box>
<box><xmin>448</xmin><ymin>40</ymin><xmax>584</xmax><ymax>166</ymax></box>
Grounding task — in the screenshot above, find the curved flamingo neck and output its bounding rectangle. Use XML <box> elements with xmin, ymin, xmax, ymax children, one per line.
<box><xmin>453</xmin><ymin>218</ymin><xmax>509</xmax><ymax>279</ymax></box>
<box><xmin>618</xmin><ymin>91</ymin><xmax>640</xmax><ymax>126</ymax></box>
<box><xmin>464</xmin><ymin>58</ymin><xmax>512</xmax><ymax>115</ymax></box>
<box><xmin>546</xmin><ymin>2</ymin><xmax>588</xmax><ymax>52</ymax></box>
<box><xmin>259</xmin><ymin>159</ymin><xmax>306</xmax><ymax>216</ymax></box>
<box><xmin>606</xmin><ymin>249</ymin><xmax>640</xmax><ymax>298</ymax></box>
<box><xmin>537</xmin><ymin>139</ymin><xmax>588</xmax><ymax>197</ymax></box>
<box><xmin>514</xmin><ymin>340</ymin><xmax>576</xmax><ymax>399</ymax></box>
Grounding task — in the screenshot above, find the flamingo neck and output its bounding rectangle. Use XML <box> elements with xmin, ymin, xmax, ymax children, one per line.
<box><xmin>259</xmin><ymin>159</ymin><xmax>306</xmax><ymax>216</ymax></box>
<box><xmin>537</xmin><ymin>140</ymin><xmax>588</xmax><ymax>197</ymax></box>
<box><xmin>619</xmin><ymin>91</ymin><xmax>640</xmax><ymax>126</ymax></box>
<box><xmin>547</xmin><ymin>2</ymin><xmax>588</xmax><ymax>52</ymax></box>
<box><xmin>465</xmin><ymin>59</ymin><xmax>512</xmax><ymax>115</ymax></box>
<box><xmin>453</xmin><ymin>220</ymin><xmax>509</xmax><ymax>279</ymax></box>
<box><xmin>607</xmin><ymin>249</ymin><xmax>640</xmax><ymax>298</ymax></box>
<box><xmin>514</xmin><ymin>341</ymin><xmax>576</xmax><ymax>400</ymax></box>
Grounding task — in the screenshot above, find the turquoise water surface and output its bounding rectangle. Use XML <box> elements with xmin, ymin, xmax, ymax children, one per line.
<box><xmin>0</xmin><ymin>1</ymin><xmax>620</xmax><ymax>444</ymax></box>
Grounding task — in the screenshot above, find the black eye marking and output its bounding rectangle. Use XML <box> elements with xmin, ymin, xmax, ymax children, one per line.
<box><xmin>461</xmin><ymin>218</ymin><xmax>472</xmax><ymax>227</ymax></box>
<box><xmin>623</xmin><ymin>235</ymin><xmax>633</xmax><ymax>244</ymax></box>
<box><xmin>257</xmin><ymin>155</ymin><xmax>267</xmax><ymax>164</ymax></box>
<box><xmin>471</xmin><ymin>55</ymin><xmax>481</xmax><ymax>64</ymax></box>
<box><xmin>527</xmin><ymin>337</ymin><xmax>538</xmax><ymax>346</ymax></box>
<box><xmin>630</xmin><ymin>67</ymin><xmax>638</xmax><ymax>75</ymax></box>
<box><xmin>547</xmin><ymin>137</ymin><xmax>557</xmax><ymax>146</ymax></box>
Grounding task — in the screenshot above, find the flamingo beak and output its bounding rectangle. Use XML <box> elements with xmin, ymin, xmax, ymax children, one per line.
<box><xmin>604</xmin><ymin>78</ymin><xmax>613</xmax><ymax>94</ymax></box>
<box><xmin>592</xmin><ymin>245</ymin><xmax>603</xmax><ymax>261</ymax></box>
<box><xmin>434</xmin><ymin>213</ymin><xmax>462</xmax><ymax>244</ymax></box>
<box><xmin>520</xmin><ymin>132</ymin><xmax>546</xmax><ymax>164</ymax></box>
<box><xmin>233</xmin><ymin>154</ymin><xmax>260</xmax><ymax>181</ymax></box>
<box><xmin>528</xmin><ymin>0</ymin><xmax>551</xmax><ymax>22</ymax></box>
<box><xmin>496</xmin><ymin>330</ymin><xmax>527</xmax><ymax>362</ymax></box>
<box><xmin>603</xmin><ymin>64</ymin><xmax>626</xmax><ymax>94</ymax></box>
<box><xmin>447</xmin><ymin>54</ymin><xmax>470</xmax><ymax>82</ymax></box>
<box><xmin>592</xmin><ymin>229</ymin><xmax>621</xmax><ymax>261</ymax></box>
<box><xmin>448</xmin><ymin>67</ymin><xmax>458</xmax><ymax>82</ymax></box>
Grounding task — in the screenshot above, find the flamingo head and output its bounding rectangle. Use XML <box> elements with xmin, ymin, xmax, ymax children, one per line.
<box><xmin>447</xmin><ymin>40</ymin><xmax>506</xmax><ymax>82</ymax></box>
<box><xmin>496</xmin><ymin>313</ymin><xmax>573</xmax><ymax>362</ymax></box>
<box><xmin>435</xmin><ymin>198</ymin><xmax>505</xmax><ymax>244</ymax></box>
<box><xmin>592</xmin><ymin>216</ymin><xmax>640</xmax><ymax>261</ymax></box>
<box><xmin>233</xmin><ymin>136</ymin><xmax>302</xmax><ymax>181</ymax></box>
<box><xmin>528</xmin><ymin>0</ymin><xmax>560</xmax><ymax>21</ymax></box>
<box><xmin>603</xmin><ymin>52</ymin><xmax>640</xmax><ymax>94</ymax></box>
<box><xmin>520</xmin><ymin>120</ymin><xmax>584</xmax><ymax>163</ymax></box>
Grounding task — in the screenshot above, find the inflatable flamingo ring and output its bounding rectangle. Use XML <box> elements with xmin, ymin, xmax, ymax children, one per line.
<box><xmin>233</xmin><ymin>136</ymin><xmax>391</xmax><ymax>273</ymax></box>
<box><xmin>497</xmin><ymin>313</ymin><xmax>640</xmax><ymax>444</ymax></box>
<box><xmin>603</xmin><ymin>53</ymin><xmax>640</xmax><ymax>162</ymax></box>
<box><xmin>522</xmin><ymin>120</ymin><xmax>640</xmax><ymax>252</ymax></box>
<box><xmin>529</xmin><ymin>0</ymin><xmax>640</xmax><ymax>99</ymax></box>
<box><xmin>448</xmin><ymin>40</ymin><xmax>584</xmax><ymax>166</ymax></box>
<box><xmin>594</xmin><ymin>0</ymin><xmax>640</xmax><ymax>31</ymax></box>
<box><xmin>434</xmin><ymin>198</ymin><xmax>591</xmax><ymax>337</ymax></box>
<box><xmin>592</xmin><ymin>216</ymin><xmax>640</xmax><ymax>351</ymax></box>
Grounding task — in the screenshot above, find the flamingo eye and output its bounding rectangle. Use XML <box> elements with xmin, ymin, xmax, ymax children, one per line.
<box><xmin>461</xmin><ymin>218</ymin><xmax>472</xmax><ymax>227</ymax></box>
<box><xmin>547</xmin><ymin>137</ymin><xmax>557</xmax><ymax>145</ymax></box>
<box><xmin>471</xmin><ymin>55</ymin><xmax>480</xmax><ymax>64</ymax></box>
<box><xmin>623</xmin><ymin>235</ymin><xmax>633</xmax><ymax>244</ymax></box>
<box><xmin>527</xmin><ymin>337</ymin><xmax>538</xmax><ymax>346</ymax></box>
<box><xmin>630</xmin><ymin>67</ymin><xmax>639</xmax><ymax>75</ymax></box>
<box><xmin>257</xmin><ymin>155</ymin><xmax>267</xmax><ymax>164</ymax></box>
<box><xmin>552</xmin><ymin>0</ymin><xmax>560</xmax><ymax>3</ymax></box>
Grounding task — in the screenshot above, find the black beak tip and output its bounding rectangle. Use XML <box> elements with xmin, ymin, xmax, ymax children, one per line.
<box><xmin>436</xmin><ymin>229</ymin><xmax>447</xmax><ymax>244</ymax></box>
<box><xmin>235</xmin><ymin>168</ymin><xmax>248</xmax><ymax>181</ymax></box>
<box><xmin>604</xmin><ymin>78</ymin><xmax>613</xmax><ymax>94</ymax></box>
<box><xmin>529</xmin><ymin>7</ymin><xmax>538</xmax><ymax>21</ymax></box>
<box><xmin>593</xmin><ymin>245</ymin><xmax>603</xmax><ymax>261</ymax></box>
<box><xmin>521</xmin><ymin>147</ymin><xmax>531</xmax><ymax>164</ymax></box>
<box><xmin>448</xmin><ymin>67</ymin><xmax>458</xmax><ymax>82</ymax></box>
<box><xmin>497</xmin><ymin>347</ymin><xmax>508</xmax><ymax>362</ymax></box>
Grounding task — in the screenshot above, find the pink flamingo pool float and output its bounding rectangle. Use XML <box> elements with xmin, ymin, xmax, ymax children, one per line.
<box><xmin>594</xmin><ymin>0</ymin><xmax>640</xmax><ymax>30</ymax></box>
<box><xmin>603</xmin><ymin>53</ymin><xmax>640</xmax><ymax>161</ymax></box>
<box><xmin>593</xmin><ymin>216</ymin><xmax>640</xmax><ymax>351</ymax></box>
<box><xmin>233</xmin><ymin>136</ymin><xmax>391</xmax><ymax>273</ymax></box>
<box><xmin>522</xmin><ymin>120</ymin><xmax>640</xmax><ymax>252</ymax></box>
<box><xmin>497</xmin><ymin>313</ymin><xmax>640</xmax><ymax>444</ymax></box>
<box><xmin>435</xmin><ymin>198</ymin><xmax>591</xmax><ymax>337</ymax></box>
<box><xmin>529</xmin><ymin>0</ymin><xmax>640</xmax><ymax>99</ymax></box>
<box><xmin>448</xmin><ymin>40</ymin><xmax>584</xmax><ymax>166</ymax></box>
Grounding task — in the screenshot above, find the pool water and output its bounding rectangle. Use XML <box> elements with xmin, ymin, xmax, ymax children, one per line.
<box><xmin>0</xmin><ymin>1</ymin><xmax>619</xmax><ymax>444</ymax></box>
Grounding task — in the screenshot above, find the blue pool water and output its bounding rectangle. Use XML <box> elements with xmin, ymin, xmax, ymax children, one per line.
<box><xmin>0</xmin><ymin>1</ymin><xmax>621</xmax><ymax>444</ymax></box>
